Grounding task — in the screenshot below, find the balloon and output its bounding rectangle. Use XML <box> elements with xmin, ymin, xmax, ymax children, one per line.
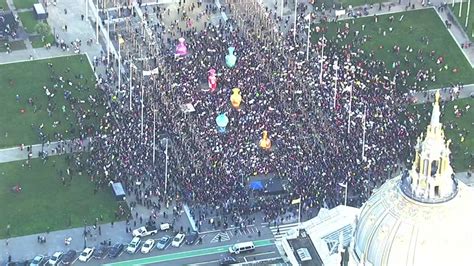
<box><xmin>230</xmin><ymin>88</ymin><xmax>242</xmax><ymax>109</ymax></box>
<box><xmin>175</xmin><ymin>37</ymin><xmax>187</xmax><ymax>56</ymax></box>
<box><xmin>225</xmin><ymin>47</ymin><xmax>237</xmax><ymax>68</ymax></box>
<box><xmin>259</xmin><ymin>130</ymin><xmax>271</xmax><ymax>150</ymax></box>
<box><xmin>216</xmin><ymin>113</ymin><xmax>229</xmax><ymax>133</ymax></box>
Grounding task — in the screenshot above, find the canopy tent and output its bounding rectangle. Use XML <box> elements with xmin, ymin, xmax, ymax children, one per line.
<box><xmin>249</xmin><ymin>180</ymin><xmax>264</xmax><ymax>191</ymax></box>
<box><xmin>112</xmin><ymin>182</ymin><xmax>126</xmax><ymax>201</ymax></box>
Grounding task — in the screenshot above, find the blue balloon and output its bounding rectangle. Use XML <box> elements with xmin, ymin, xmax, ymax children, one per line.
<box><xmin>225</xmin><ymin>47</ymin><xmax>237</xmax><ymax>68</ymax></box>
<box><xmin>216</xmin><ymin>114</ymin><xmax>229</xmax><ymax>133</ymax></box>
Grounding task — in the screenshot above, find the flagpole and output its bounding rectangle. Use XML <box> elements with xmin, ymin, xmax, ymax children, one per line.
<box><xmin>293</xmin><ymin>0</ymin><xmax>297</xmax><ymax>43</ymax></box>
<box><xmin>129</xmin><ymin>62</ymin><xmax>132</xmax><ymax>110</ymax></box>
<box><xmin>344</xmin><ymin>183</ymin><xmax>348</xmax><ymax>206</ymax></box>
<box><xmin>333</xmin><ymin>60</ymin><xmax>339</xmax><ymax>109</ymax></box>
<box><xmin>466</xmin><ymin>0</ymin><xmax>471</xmax><ymax>28</ymax></box>
<box><xmin>362</xmin><ymin>105</ymin><xmax>367</xmax><ymax>161</ymax></box>
<box><xmin>280</xmin><ymin>0</ymin><xmax>283</xmax><ymax>17</ymax></box>
<box><xmin>347</xmin><ymin>87</ymin><xmax>352</xmax><ymax>133</ymax></box>
<box><xmin>118</xmin><ymin>36</ymin><xmax>121</xmax><ymax>90</ymax></box>
<box><xmin>319</xmin><ymin>36</ymin><xmax>325</xmax><ymax>84</ymax></box>
<box><xmin>140</xmin><ymin>79</ymin><xmax>144</xmax><ymax>137</ymax></box>
<box><xmin>306</xmin><ymin>13</ymin><xmax>311</xmax><ymax>62</ymax></box>
<box><xmin>107</xmin><ymin>9</ymin><xmax>110</xmax><ymax>65</ymax></box>
<box><xmin>298</xmin><ymin>196</ymin><xmax>302</xmax><ymax>227</ymax></box>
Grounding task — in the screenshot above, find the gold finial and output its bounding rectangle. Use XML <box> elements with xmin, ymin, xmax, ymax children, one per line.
<box><xmin>434</xmin><ymin>90</ymin><xmax>440</xmax><ymax>106</ymax></box>
<box><xmin>446</xmin><ymin>139</ymin><xmax>451</xmax><ymax>148</ymax></box>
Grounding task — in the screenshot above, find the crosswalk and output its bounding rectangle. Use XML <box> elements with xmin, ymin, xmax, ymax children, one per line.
<box><xmin>269</xmin><ymin>222</ymin><xmax>300</xmax><ymax>241</ymax></box>
<box><xmin>210</xmin><ymin>231</ymin><xmax>231</xmax><ymax>243</ymax></box>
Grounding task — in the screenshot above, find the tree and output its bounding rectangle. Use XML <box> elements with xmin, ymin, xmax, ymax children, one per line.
<box><xmin>34</xmin><ymin>22</ymin><xmax>51</xmax><ymax>36</ymax></box>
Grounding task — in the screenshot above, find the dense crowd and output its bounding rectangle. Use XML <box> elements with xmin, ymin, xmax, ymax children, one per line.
<box><xmin>28</xmin><ymin>1</ymin><xmax>466</xmax><ymax>226</ymax></box>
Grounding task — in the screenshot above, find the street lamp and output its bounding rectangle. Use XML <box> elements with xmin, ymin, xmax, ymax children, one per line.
<box><xmin>160</xmin><ymin>137</ymin><xmax>169</xmax><ymax>208</ymax></box>
<box><xmin>83</xmin><ymin>219</ymin><xmax>87</xmax><ymax>249</ymax></box>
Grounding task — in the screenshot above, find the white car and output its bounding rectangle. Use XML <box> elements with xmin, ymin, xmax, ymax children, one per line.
<box><xmin>141</xmin><ymin>239</ymin><xmax>155</xmax><ymax>254</ymax></box>
<box><xmin>171</xmin><ymin>233</ymin><xmax>185</xmax><ymax>247</ymax></box>
<box><xmin>78</xmin><ymin>247</ymin><xmax>94</xmax><ymax>262</ymax></box>
<box><xmin>48</xmin><ymin>252</ymin><xmax>63</xmax><ymax>265</ymax></box>
<box><xmin>127</xmin><ymin>237</ymin><xmax>142</xmax><ymax>253</ymax></box>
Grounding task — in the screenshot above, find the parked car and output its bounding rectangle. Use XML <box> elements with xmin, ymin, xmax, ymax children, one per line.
<box><xmin>126</xmin><ymin>237</ymin><xmax>141</xmax><ymax>253</ymax></box>
<box><xmin>60</xmin><ymin>250</ymin><xmax>77</xmax><ymax>265</ymax></box>
<box><xmin>185</xmin><ymin>231</ymin><xmax>199</xmax><ymax>245</ymax></box>
<box><xmin>171</xmin><ymin>233</ymin><xmax>185</xmax><ymax>247</ymax></box>
<box><xmin>108</xmin><ymin>243</ymin><xmax>125</xmax><ymax>259</ymax></box>
<box><xmin>159</xmin><ymin>223</ymin><xmax>171</xmax><ymax>231</ymax></box>
<box><xmin>78</xmin><ymin>248</ymin><xmax>94</xmax><ymax>262</ymax></box>
<box><xmin>48</xmin><ymin>252</ymin><xmax>63</xmax><ymax>265</ymax></box>
<box><xmin>155</xmin><ymin>235</ymin><xmax>172</xmax><ymax>250</ymax></box>
<box><xmin>29</xmin><ymin>256</ymin><xmax>44</xmax><ymax>266</ymax></box>
<box><xmin>92</xmin><ymin>246</ymin><xmax>110</xmax><ymax>259</ymax></box>
<box><xmin>132</xmin><ymin>225</ymin><xmax>158</xmax><ymax>237</ymax></box>
<box><xmin>141</xmin><ymin>239</ymin><xmax>155</xmax><ymax>254</ymax></box>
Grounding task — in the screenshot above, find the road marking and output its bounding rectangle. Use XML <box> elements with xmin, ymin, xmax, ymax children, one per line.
<box><xmin>244</xmin><ymin>251</ymin><xmax>276</xmax><ymax>260</ymax></box>
<box><xmin>199</xmin><ymin>224</ymin><xmax>258</xmax><ymax>234</ymax></box>
<box><xmin>269</xmin><ymin>222</ymin><xmax>299</xmax><ymax>241</ymax></box>
<box><xmin>210</xmin><ymin>232</ymin><xmax>230</xmax><ymax>243</ymax></box>
<box><xmin>187</xmin><ymin>259</ymin><xmax>220</xmax><ymax>265</ymax></box>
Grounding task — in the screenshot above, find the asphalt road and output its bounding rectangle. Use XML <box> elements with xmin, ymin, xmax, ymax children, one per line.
<box><xmin>77</xmin><ymin>224</ymin><xmax>281</xmax><ymax>266</ymax></box>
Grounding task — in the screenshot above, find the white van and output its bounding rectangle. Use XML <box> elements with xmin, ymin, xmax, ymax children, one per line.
<box><xmin>228</xmin><ymin>241</ymin><xmax>255</xmax><ymax>254</ymax></box>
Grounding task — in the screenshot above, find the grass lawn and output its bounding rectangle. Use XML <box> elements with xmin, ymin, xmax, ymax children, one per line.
<box><xmin>0</xmin><ymin>0</ymin><xmax>9</xmax><ymax>11</ymax></box>
<box><xmin>17</xmin><ymin>11</ymin><xmax>54</xmax><ymax>48</ymax></box>
<box><xmin>17</xmin><ymin>11</ymin><xmax>39</xmax><ymax>34</ymax></box>
<box><xmin>0</xmin><ymin>155</ymin><xmax>125</xmax><ymax>239</ymax></box>
<box><xmin>0</xmin><ymin>55</ymin><xmax>104</xmax><ymax>148</ymax></box>
<box><xmin>314</xmin><ymin>8</ymin><xmax>474</xmax><ymax>89</ymax></box>
<box><xmin>30</xmin><ymin>33</ymin><xmax>55</xmax><ymax>48</ymax></box>
<box><xmin>450</xmin><ymin>2</ymin><xmax>474</xmax><ymax>42</ymax></box>
<box><xmin>0</xmin><ymin>40</ymin><xmax>26</xmax><ymax>52</ymax></box>
<box><xmin>12</xmin><ymin>0</ymin><xmax>37</xmax><ymax>10</ymax></box>
<box><xmin>408</xmin><ymin>97</ymin><xmax>473</xmax><ymax>172</ymax></box>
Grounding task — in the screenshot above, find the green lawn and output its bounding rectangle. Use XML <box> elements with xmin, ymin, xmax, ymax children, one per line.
<box><xmin>0</xmin><ymin>55</ymin><xmax>105</xmax><ymax>148</ymax></box>
<box><xmin>17</xmin><ymin>11</ymin><xmax>54</xmax><ymax>48</ymax></box>
<box><xmin>0</xmin><ymin>155</ymin><xmax>125</xmax><ymax>239</ymax></box>
<box><xmin>12</xmin><ymin>0</ymin><xmax>37</xmax><ymax>10</ymax></box>
<box><xmin>0</xmin><ymin>0</ymin><xmax>9</xmax><ymax>11</ymax></box>
<box><xmin>314</xmin><ymin>8</ymin><xmax>474</xmax><ymax>89</ymax></box>
<box><xmin>17</xmin><ymin>11</ymin><xmax>39</xmax><ymax>34</ymax></box>
<box><xmin>30</xmin><ymin>33</ymin><xmax>55</xmax><ymax>48</ymax></box>
<box><xmin>408</xmin><ymin>97</ymin><xmax>473</xmax><ymax>172</ymax></box>
<box><xmin>451</xmin><ymin>2</ymin><xmax>474</xmax><ymax>42</ymax></box>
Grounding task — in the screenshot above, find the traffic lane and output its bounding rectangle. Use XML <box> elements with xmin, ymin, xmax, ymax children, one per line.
<box><xmin>177</xmin><ymin>245</ymin><xmax>280</xmax><ymax>266</ymax></box>
<box><xmin>102</xmin><ymin>239</ymin><xmax>275</xmax><ymax>266</ymax></box>
<box><xmin>88</xmin><ymin>226</ymin><xmax>274</xmax><ymax>265</ymax></box>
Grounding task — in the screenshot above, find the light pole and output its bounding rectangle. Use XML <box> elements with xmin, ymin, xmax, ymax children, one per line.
<box><xmin>466</xmin><ymin>0</ymin><xmax>471</xmax><ymax>28</ymax></box>
<box><xmin>96</xmin><ymin>0</ymin><xmax>99</xmax><ymax>44</ymax></box>
<box><xmin>153</xmin><ymin>108</ymin><xmax>157</xmax><ymax>164</ymax></box>
<box><xmin>319</xmin><ymin>36</ymin><xmax>326</xmax><ymax>84</ymax></box>
<box><xmin>140</xmin><ymin>79</ymin><xmax>144</xmax><ymax>138</ymax></box>
<box><xmin>333</xmin><ymin>59</ymin><xmax>339</xmax><ymax>109</ymax></box>
<box><xmin>83</xmin><ymin>219</ymin><xmax>87</xmax><ymax>249</ymax></box>
<box><xmin>306</xmin><ymin>13</ymin><xmax>311</xmax><ymax>62</ymax></box>
<box><xmin>361</xmin><ymin>105</ymin><xmax>367</xmax><ymax>161</ymax></box>
<box><xmin>161</xmin><ymin>137</ymin><xmax>169</xmax><ymax>208</ymax></box>
<box><xmin>293</xmin><ymin>0</ymin><xmax>298</xmax><ymax>43</ymax></box>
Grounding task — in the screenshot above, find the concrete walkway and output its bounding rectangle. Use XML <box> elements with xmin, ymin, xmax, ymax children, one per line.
<box><xmin>0</xmin><ymin>138</ymin><xmax>91</xmax><ymax>164</ymax></box>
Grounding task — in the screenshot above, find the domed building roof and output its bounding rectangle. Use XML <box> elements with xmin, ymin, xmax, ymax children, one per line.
<box><xmin>350</xmin><ymin>91</ymin><xmax>474</xmax><ymax>266</ymax></box>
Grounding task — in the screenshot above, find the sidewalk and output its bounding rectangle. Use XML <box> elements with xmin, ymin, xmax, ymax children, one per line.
<box><xmin>0</xmin><ymin>138</ymin><xmax>91</xmax><ymax>164</ymax></box>
<box><xmin>411</xmin><ymin>84</ymin><xmax>474</xmax><ymax>104</ymax></box>
<box><xmin>0</xmin><ymin>221</ymin><xmax>131</xmax><ymax>262</ymax></box>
